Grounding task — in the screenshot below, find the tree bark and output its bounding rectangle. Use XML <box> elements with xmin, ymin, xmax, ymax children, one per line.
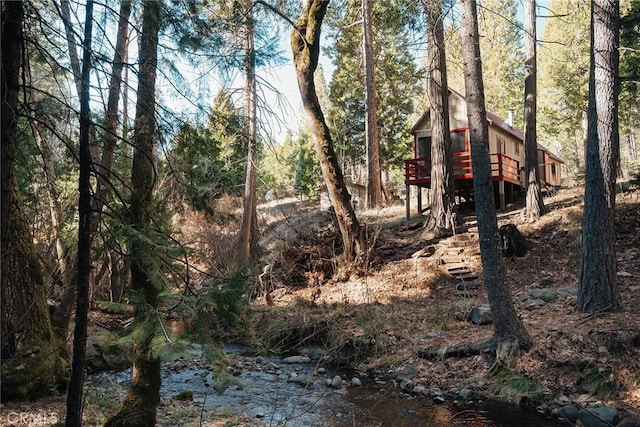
<box><xmin>524</xmin><ymin>0</ymin><xmax>546</xmax><ymax>222</ymax></box>
<box><xmin>65</xmin><ymin>0</ymin><xmax>94</xmax><ymax>424</ymax></box>
<box><xmin>50</xmin><ymin>0</ymin><xmax>132</xmax><ymax>343</ymax></box>
<box><xmin>94</xmin><ymin>0</ymin><xmax>132</xmax><ymax>221</ymax></box>
<box><xmin>105</xmin><ymin>1</ymin><xmax>162</xmax><ymax>424</ymax></box>
<box><xmin>237</xmin><ymin>0</ymin><xmax>259</xmax><ymax>266</ymax></box>
<box><xmin>424</xmin><ymin>0</ymin><xmax>456</xmax><ymax>233</ymax></box>
<box><xmin>362</xmin><ymin>0</ymin><xmax>382</xmax><ymax>209</ymax></box>
<box><xmin>58</xmin><ymin>0</ymin><xmax>83</xmax><ymax>99</ymax></box>
<box><xmin>578</xmin><ymin>0</ymin><xmax>622</xmax><ymax>313</ymax></box>
<box><xmin>1</xmin><ymin>0</ymin><xmax>68</xmax><ymax>401</ymax></box>
<box><xmin>31</xmin><ymin>122</ymin><xmax>76</xmax><ymax>345</ymax></box>
<box><xmin>459</xmin><ymin>0</ymin><xmax>533</xmax><ymax>354</ymax></box>
<box><xmin>291</xmin><ymin>0</ymin><xmax>366</xmax><ymax>269</ymax></box>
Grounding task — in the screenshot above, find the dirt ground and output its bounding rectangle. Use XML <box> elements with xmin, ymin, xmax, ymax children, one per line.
<box><xmin>253</xmin><ymin>185</ymin><xmax>640</xmax><ymax>416</ymax></box>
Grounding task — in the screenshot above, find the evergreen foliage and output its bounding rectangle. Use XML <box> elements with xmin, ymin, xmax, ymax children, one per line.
<box><xmin>538</xmin><ymin>0</ymin><xmax>590</xmax><ymax>175</ymax></box>
<box><xmin>260</xmin><ymin>131</ymin><xmax>320</xmax><ymax>198</ymax></box>
<box><xmin>325</xmin><ymin>1</ymin><xmax>418</xmax><ymax>180</ymax></box>
<box><xmin>170</xmin><ymin>89</ymin><xmax>245</xmax><ymax>214</ymax></box>
<box><xmin>477</xmin><ymin>0</ymin><xmax>525</xmax><ymax>128</ymax></box>
<box><xmin>620</xmin><ymin>0</ymin><xmax>640</xmax><ymax>168</ymax></box>
<box><xmin>445</xmin><ymin>0</ymin><xmax>524</xmax><ymax>127</ymax></box>
<box><xmin>179</xmin><ymin>268</ymin><xmax>251</xmax><ymax>341</ymax></box>
<box><xmin>620</xmin><ymin>0</ymin><xmax>640</xmax><ymax>97</ymax></box>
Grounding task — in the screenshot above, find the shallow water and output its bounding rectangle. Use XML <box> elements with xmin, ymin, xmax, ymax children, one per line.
<box><xmin>88</xmin><ymin>344</ymin><xmax>558</xmax><ymax>426</ymax></box>
<box><xmin>340</xmin><ymin>384</ymin><xmax>557</xmax><ymax>426</ymax></box>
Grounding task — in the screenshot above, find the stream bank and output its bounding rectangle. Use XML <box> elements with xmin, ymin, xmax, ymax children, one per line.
<box><xmin>85</xmin><ymin>343</ymin><xmax>561</xmax><ymax>426</ymax></box>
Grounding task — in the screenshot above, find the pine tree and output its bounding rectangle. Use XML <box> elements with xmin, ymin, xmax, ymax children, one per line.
<box><xmin>291</xmin><ymin>0</ymin><xmax>366</xmax><ymax>270</ymax></box>
<box><xmin>327</xmin><ymin>1</ymin><xmax>418</xmax><ymax>187</ymax></box>
<box><xmin>105</xmin><ymin>1</ymin><xmax>163</xmax><ymax>424</ymax></box>
<box><xmin>577</xmin><ymin>0</ymin><xmax>622</xmax><ymax>313</ymax></box>
<box><xmin>538</xmin><ymin>0</ymin><xmax>590</xmax><ymax>175</ymax></box>
<box><xmin>523</xmin><ymin>0</ymin><xmax>546</xmax><ymax>222</ymax></box>
<box><xmin>1</xmin><ymin>0</ymin><xmax>68</xmax><ymax>402</ymax></box>
<box><xmin>477</xmin><ymin>0</ymin><xmax>524</xmax><ymax>127</ymax></box>
<box><xmin>423</xmin><ymin>0</ymin><xmax>456</xmax><ymax>233</ymax></box>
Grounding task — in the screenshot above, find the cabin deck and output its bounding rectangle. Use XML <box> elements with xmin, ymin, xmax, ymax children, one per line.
<box><xmin>404</xmin><ymin>152</ymin><xmax>522</xmax><ymax>187</ymax></box>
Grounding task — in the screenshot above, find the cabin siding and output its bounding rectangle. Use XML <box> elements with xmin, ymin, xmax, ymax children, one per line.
<box><xmin>405</xmin><ymin>89</ymin><xmax>563</xmax><ymax>216</ymax></box>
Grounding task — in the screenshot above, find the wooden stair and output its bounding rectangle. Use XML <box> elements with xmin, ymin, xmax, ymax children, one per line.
<box><xmin>438</xmin><ymin>233</ymin><xmax>481</xmax><ymax>297</ymax></box>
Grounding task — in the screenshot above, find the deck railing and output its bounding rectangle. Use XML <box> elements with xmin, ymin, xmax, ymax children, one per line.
<box><xmin>405</xmin><ymin>152</ymin><xmax>521</xmax><ymax>186</ymax></box>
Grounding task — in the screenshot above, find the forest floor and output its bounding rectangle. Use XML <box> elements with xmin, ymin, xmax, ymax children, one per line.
<box><xmin>1</xmin><ymin>185</ymin><xmax>639</xmax><ymax>426</ymax></box>
<box><xmin>249</xmin><ymin>184</ymin><xmax>640</xmax><ymax>418</ymax></box>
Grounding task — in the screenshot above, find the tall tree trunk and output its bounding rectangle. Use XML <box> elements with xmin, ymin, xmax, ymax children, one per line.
<box><xmin>65</xmin><ymin>0</ymin><xmax>94</xmax><ymax>424</ymax></box>
<box><xmin>362</xmin><ymin>0</ymin><xmax>382</xmax><ymax>209</ymax></box>
<box><xmin>237</xmin><ymin>0</ymin><xmax>259</xmax><ymax>266</ymax></box>
<box><xmin>459</xmin><ymin>0</ymin><xmax>533</xmax><ymax>355</ymax></box>
<box><xmin>105</xmin><ymin>1</ymin><xmax>162</xmax><ymax>425</ymax></box>
<box><xmin>31</xmin><ymin>122</ymin><xmax>75</xmax><ymax>345</ymax></box>
<box><xmin>94</xmin><ymin>0</ymin><xmax>132</xmax><ymax>221</ymax></box>
<box><xmin>577</xmin><ymin>0</ymin><xmax>621</xmax><ymax>313</ymax></box>
<box><xmin>524</xmin><ymin>0</ymin><xmax>546</xmax><ymax>222</ymax></box>
<box><xmin>58</xmin><ymin>0</ymin><xmax>83</xmax><ymax>99</ymax></box>
<box><xmin>48</xmin><ymin>0</ymin><xmax>132</xmax><ymax>346</ymax></box>
<box><xmin>291</xmin><ymin>0</ymin><xmax>366</xmax><ymax>269</ymax></box>
<box><xmin>424</xmin><ymin>0</ymin><xmax>456</xmax><ymax>233</ymax></box>
<box><xmin>1</xmin><ymin>0</ymin><xmax>68</xmax><ymax>401</ymax></box>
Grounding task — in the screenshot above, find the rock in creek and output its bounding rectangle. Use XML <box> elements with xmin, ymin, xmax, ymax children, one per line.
<box><xmin>552</xmin><ymin>404</ymin><xmax>619</xmax><ymax>427</ymax></box>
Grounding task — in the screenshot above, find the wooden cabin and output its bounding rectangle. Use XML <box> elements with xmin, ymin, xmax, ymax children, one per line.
<box><xmin>404</xmin><ymin>89</ymin><xmax>563</xmax><ymax>217</ymax></box>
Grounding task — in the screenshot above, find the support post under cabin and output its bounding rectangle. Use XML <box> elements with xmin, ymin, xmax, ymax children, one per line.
<box><xmin>405</xmin><ymin>185</ymin><xmax>410</xmax><ymax>219</ymax></box>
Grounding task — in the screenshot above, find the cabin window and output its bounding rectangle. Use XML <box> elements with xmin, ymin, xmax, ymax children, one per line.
<box><xmin>538</xmin><ymin>150</ymin><xmax>545</xmax><ymax>179</ymax></box>
<box><xmin>417</xmin><ymin>136</ymin><xmax>431</xmax><ymax>158</ymax></box>
<box><xmin>498</xmin><ymin>138</ymin><xmax>506</xmax><ymax>154</ymax></box>
<box><xmin>551</xmin><ymin>163</ymin><xmax>557</xmax><ymax>178</ymax></box>
<box><xmin>450</xmin><ymin>130</ymin><xmax>466</xmax><ymax>153</ymax></box>
<box><xmin>515</xmin><ymin>142</ymin><xmax>520</xmax><ymax>154</ymax></box>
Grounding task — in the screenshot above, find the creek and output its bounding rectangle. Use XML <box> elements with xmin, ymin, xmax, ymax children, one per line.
<box><xmin>88</xmin><ymin>343</ymin><xmax>558</xmax><ymax>426</ymax></box>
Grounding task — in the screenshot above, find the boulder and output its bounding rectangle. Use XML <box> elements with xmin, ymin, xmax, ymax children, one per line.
<box><xmin>617</xmin><ymin>417</ymin><xmax>640</xmax><ymax>427</ymax></box>
<box><xmin>530</xmin><ymin>288</ymin><xmax>558</xmax><ymax>302</ymax></box>
<box><xmin>282</xmin><ymin>355</ymin><xmax>311</xmax><ymax>364</ymax></box>
<box><xmin>458</xmin><ymin>388</ymin><xmax>473</xmax><ymax>399</ymax></box>
<box><xmin>553</xmin><ymin>404</ymin><xmax>619</xmax><ymax>427</ymax></box>
<box><xmin>330</xmin><ymin>375</ymin><xmax>342</xmax><ymax>388</ymax></box>
<box><xmin>395</xmin><ymin>364</ymin><xmax>419</xmax><ymax>381</ymax></box>
<box><xmin>468</xmin><ymin>307</ymin><xmax>493</xmax><ymax>325</ymax></box>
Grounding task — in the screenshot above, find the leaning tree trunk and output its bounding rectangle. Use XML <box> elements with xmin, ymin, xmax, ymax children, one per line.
<box><xmin>362</xmin><ymin>0</ymin><xmax>382</xmax><ymax>209</ymax></box>
<box><xmin>577</xmin><ymin>0</ymin><xmax>621</xmax><ymax>313</ymax></box>
<box><xmin>105</xmin><ymin>2</ymin><xmax>162</xmax><ymax>425</ymax></box>
<box><xmin>291</xmin><ymin>0</ymin><xmax>366</xmax><ymax>269</ymax></box>
<box><xmin>524</xmin><ymin>0</ymin><xmax>546</xmax><ymax>222</ymax></box>
<box><xmin>424</xmin><ymin>0</ymin><xmax>456</xmax><ymax>234</ymax></box>
<box><xmin>459</xmin><ymin>0</ymin><xmax>533</xmax><ymax>356</ymax></box>
<box><xmin>236</xmin><ymin>0</ymin><xmax>259</xmax><ymax>266</ymax></box>
<box><xmin>1</xmin><ymin>0</ymin><xmax>68</xmax><ymax>401</ymax></box>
